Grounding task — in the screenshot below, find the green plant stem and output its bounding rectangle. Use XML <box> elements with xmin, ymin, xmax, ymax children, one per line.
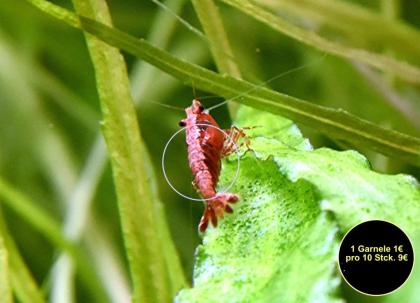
<box><xmin>48</xmin><ymin>0</ymin><xmax>188</xmax><ymax>294</ymax></box>
<box><xmin>131</xmin><ymin>0</ymin><xmax>187</xmax><ymax>103</ymax></box>
<box><xmin>0</xmin><ymin>212</ymin><xmax>45</xmax><ymax>303</ymax></box>
<box><xmin>352</xmin><ymin>62</ymin><xmax>419</xmax><ymax>130</ymax></box>
<box><xmin>32</xmin><ymin>65</ymin><xmax>100</xmax><ymax>131</ymax></box>
<box><xmin>381</xmin><ymin>0</ymin><xmax>400</xmax><ymax>86</ymax></box>
<box><xmin>0</xmin><ymin>26</ymin><xmax>110</xmax><ymax>302</ymax></box>
<box><xmin>50</xmin><ymin>138</ymin><xmax>108</xmax><ymax>303</ymax></box>
<box><xmin>6</xmin><ymin>48</ymin><xmax>99</xmax><ymax>131</ymax></box>
<box><xmin>26</xmin><ymin>0</ymin><xmax>420</xmax><ymax>84</ymax></box>
<box><xmin>0</xmin><ymin>28</ymin><xmax>79</xmax><ymax>205</ymax></box>
<box><xmin>0</xmin><ymin>178</ymin><xmax>74</xmax><ymax>254</ymax></box>
<box><xmin>25</xmin><ymin>0</ymin><xmax>420</xmax><ymax>164</ymax></box>
<box><xmin>191</xmin><ymin>0</ymin><xmax>240</xmax><ymax>77</ymax></box>
<box><xmin>85</xmin><ymin>221</ymin><xmax>131</xmax><ymax>303</ymax></box>
<box><xmin>382</xmin><ymin>0</ymin><xmax>400</xmax><ymax>19</ymax></box>
<box><xmin>78</xmin><ymin>18</ymin><xmax>420</xmax><ymax>166</ymax></box>
<box><xmin>69</xmin><ymin>0</ymin><xmax>186</xmax><ymax>302</ymax></box>
<box><xmin>0</xmin><ymin>177</ymin><xmax>108</xmax><ymax>302</ymax></box>
<box><xmin>255</xmin><ymin>0</ymin><xmax>420</xmax><ymax>59</ymax></box>
<box><xmin>191</xmin><ymin>0</ymin><xmax>241</xmax><ymax>115</ymax></box>
<box><xmin>220</xmin><ymin>0</ymin><xmax>420</xmax><ymax>85</ymax></box>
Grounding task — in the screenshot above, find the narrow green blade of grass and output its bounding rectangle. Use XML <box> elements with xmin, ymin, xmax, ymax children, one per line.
<box><xmin>24</xmin><ymin>0</ymin><xmax>420</xmax><ymax>165</ymax></box>
<box><xmin>220</xmin><ymin>0</ymin><xmax>420</xmax><ymax>85</ymax></box>
<box><xmin>0</xmin><ymin>33</ymin><xmax>99</xmax><ymax>131</ymax></box>
<box><xmin>191</xmin><ymin>0</ymin><xmax>240</xmax><ymax>78</ymax></box>
<box><xmin>27</xmin><ymin>0</ymin><xmax>80</xmax><ymax>27</ymax></box>
<box><xmin>191</xmin><ymin>0</ymin><xmax>241</xmax><ymax>115</ymax></box>
<box><xmin>69</xmin><ymin>0</ymin><xmax>186</xmax><ymax>302</ymax></box>
<box><xmin>192</xmin><ymin>0</ymin><xmax>241</xmax><ymax>117</ymax></box>
<box><xmin>50</xmin><ymin>2</ymin><xmax>188</xmax><ymax>302</ymax></box>
<box><xmin>0</xmin><ymin>178</ymin><xmax>73</xmax><ymax>254</ymax></box>
<box><xmin>32</xmin><ymin>65</ymin><xmax>100</xmax><ymax>131</ymax></box>
<box><xmin>255</xmin><ymin>0</ymin><xmax>420</xmax><ymax>59</ymax></box>
<box><xmin>0</xmin><ymin>234</ymin><xmax>12</xmax><ymax>303</ymax></box>
<box><xmin>0</xmin><ymin>212</ymin><xmax>45</xmax><ymax>303</ymax></box>
<box><xmin>380</xmin><ymin>0</ymin><xmax>399</xmax><ymax>86</ymax></box>
<box><xmin>131</xmin><ymin>0</ymin><xmax>187</xmax><ymax>102</ymax></box>
<box><xmin>0</xmin><ymin>177</ymin><xmax>109</xmax><ymax>302</ymax></box>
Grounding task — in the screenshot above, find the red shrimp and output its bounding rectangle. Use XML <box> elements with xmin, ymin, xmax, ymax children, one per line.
<box><xmin>179</xmin><ymin>99</ymin><xmax>248</xmax><ymax>232</ymax></box>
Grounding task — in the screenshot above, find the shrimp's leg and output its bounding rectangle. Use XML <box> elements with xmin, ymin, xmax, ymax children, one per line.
<box><xmin>222</xmin><ymin>126</ymin><xmax>252</xmax><ymax>157</ymax></box>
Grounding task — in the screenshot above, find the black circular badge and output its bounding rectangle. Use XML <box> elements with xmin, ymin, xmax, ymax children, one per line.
<box><xmin>338</xmin><ymin>220</ymin><xmax>414</xmax><ymax>296</ymax></box>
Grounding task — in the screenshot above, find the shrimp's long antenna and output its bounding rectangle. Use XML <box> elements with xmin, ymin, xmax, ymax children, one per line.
<box><xmin>144</xmin><ymin>100</ymin><xmax>184</xmax><ymax>111</ymax></box>
<box><xmin>150</xmin><ymin>0</ymin><xmax>207</xmax><ymax>40</ymax></box>
<box><xmin>207</xmin><ymin>52</ymin><xmax>328</xmax><ymax>112</ymax></box>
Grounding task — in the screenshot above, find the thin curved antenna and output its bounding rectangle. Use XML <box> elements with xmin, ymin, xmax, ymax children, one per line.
<box><xmin>144</xmin><ymin>100</ymin><xmax>184</xmax><ymax>111</ymax></box>
<box><xmin>207</xmin><ymin>52</ymin><xmax>328</xmax><ymax>112</ymax></box>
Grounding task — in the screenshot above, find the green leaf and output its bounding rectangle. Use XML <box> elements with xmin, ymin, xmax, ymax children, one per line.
<box><xmin>177</xmin><ymin>157</ymin><xmax>341</xmax><ymax>303</ymax></box>
<box><xmin>176</xmin><ymin>107</ymin><xmax>420</xmax><ymax>302</ymax></box>
<box><xmin>23</xmin><ymin>0</ymin><xmax>420</xmax><ymax>166</ymax></box>
<box><xmin>69</xmin><ymin>0</ymin><xmax>186</xmax><ymax>302</ymax></box>
<box><xmin>238</xmin><ymin>107</ymin><xmax>420</xmax><ymax>234</ymax></box>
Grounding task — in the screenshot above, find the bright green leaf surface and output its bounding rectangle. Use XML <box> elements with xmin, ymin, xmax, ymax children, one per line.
<box><xmin>177</xmin><ymin>156</ymin><xmax>342</xmax><ymax>303</ymax></box>
<box><xmin>239</xmin><ymin>107</ymin><xmax>420</xmax><ymax>234</ymax></box>
<box><xmin>177</xmin><ymin>107</ymin><xmax>420</xmax><ymax>302</ymax></box>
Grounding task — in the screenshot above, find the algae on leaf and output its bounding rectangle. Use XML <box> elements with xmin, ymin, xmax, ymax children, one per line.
<box><xmin>177</xmin><ymin>156</ymin><xmax>341</xmax><ymax>303</ymax></box>
<box><xmin>177</xmin><ymin>106</ymin><xmax>420</xmax><ymax>303</ymax></box>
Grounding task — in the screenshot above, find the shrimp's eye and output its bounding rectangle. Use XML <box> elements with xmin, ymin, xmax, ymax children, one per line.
<box><xmin>199</xmin><ymin>105</ymin><xmax>205</xmax><ymax>111</ymax></box>
<box><xmin>178</xmin><ymin>120</ymin><xmax>186</xmax><ymax>127</ymax></box>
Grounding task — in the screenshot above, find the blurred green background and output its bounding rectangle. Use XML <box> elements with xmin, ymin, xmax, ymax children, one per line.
<box><xmin>0</xmin><ymin>0</ymin><xmax>419</xmax><ymax>302</ymax></box>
